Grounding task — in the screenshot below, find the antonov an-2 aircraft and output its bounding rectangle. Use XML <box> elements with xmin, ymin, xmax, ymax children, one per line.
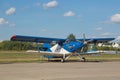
<box><xmin>10</xmin><ymin>35</ymin><xmax>115</xmax><ymax>62</ymax></box>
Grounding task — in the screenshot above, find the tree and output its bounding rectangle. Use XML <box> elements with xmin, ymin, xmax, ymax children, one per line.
<box><xmin>66</xmin><ymin>33</ymin><xmax>76</xmax><ymax>41</ymax></box>
<box><xmin>0</xmin><ymin>41</ymin><xmax>38</xmax><ymax>51</ymax></box>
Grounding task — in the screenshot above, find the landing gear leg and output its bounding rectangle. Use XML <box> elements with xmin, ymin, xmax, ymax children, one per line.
<box><xmin>61</xmin><ymin>54</ymin><xmax>66</xmax><ymax>63</ymax></box>
<box><xmin>77</xmin><ymin>53</ymin><xmax>86</xmax><ymax>62</ymax></box>
<box><xmin>61</xmin><ymin>58</ymin><xmax>65</xmax><ymax>63</ymax></box>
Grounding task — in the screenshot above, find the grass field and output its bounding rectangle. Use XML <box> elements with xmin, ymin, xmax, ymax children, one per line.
<box><xmin>0</xmin><ymin>51</ymin><xmax>120</xmax><ymax>63</ymax></box>
<box><xmin>0</xmin><ymin>51</ymin><xmax>40</xmax><ymax>63</ymax></box>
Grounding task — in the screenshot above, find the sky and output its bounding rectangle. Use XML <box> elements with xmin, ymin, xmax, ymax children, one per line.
<box><xmin>0</xmin><ymin>0</ymin><xmax>120</xmax><ymax>41</ymax></box>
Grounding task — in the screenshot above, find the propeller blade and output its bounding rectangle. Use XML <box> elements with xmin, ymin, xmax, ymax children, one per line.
<box><xmin>83</xmin><ymin>34</ymin><xmax>93</xmax><ymax>44</ymax></box>
<box><xmin>83</xmin><ymin>33</ymin><xmax>87</xmax><ymax>44</ymax></box>
<box><xmin>83</xmin><ymin>33</ymin><xmax>86</xmax><ymax>42</ymax></box>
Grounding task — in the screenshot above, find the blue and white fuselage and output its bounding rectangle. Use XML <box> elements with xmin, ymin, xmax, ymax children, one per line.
<box><xmin>39</xmin><ymin>41</ymin><xmax>85</xmax><ymax>61</ymax></box>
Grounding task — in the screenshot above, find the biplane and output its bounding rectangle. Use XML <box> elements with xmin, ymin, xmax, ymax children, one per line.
<box><xmin>11</xmin><ymin>35</ymin><xmax>115</xmax><ymax>62</ymax></box>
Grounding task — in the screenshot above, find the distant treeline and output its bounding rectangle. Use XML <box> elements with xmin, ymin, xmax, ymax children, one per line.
<box><xmin>0</xmin><ymin>41</ymin><xmax>119</xmax><ymax>51</ymax></box>
<box><xmin>0</xmin><ymin>41</ymin><xmax>41</xmax><ymax>51</ymax></box>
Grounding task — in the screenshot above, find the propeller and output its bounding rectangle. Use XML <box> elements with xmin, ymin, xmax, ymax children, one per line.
<box><xmin>83</xmin><ymin>33</ymin><xmax>94</xmax><ymax>44</ymax></box>
<box><xmin>80</xmin><ymin>34</ymin><xmax>86</xmax><ymax>52</ymax></box>
<box><xmin>81</xmin><ymin>33</ymin><xmax>93</xmax><ymax>52</ymax></box>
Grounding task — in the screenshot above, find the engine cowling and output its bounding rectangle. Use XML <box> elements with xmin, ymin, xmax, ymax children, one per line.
<box><xmin>63</xmin><ymin>41</ymin><xmax>84</xmax><ymax>52</ymax></box>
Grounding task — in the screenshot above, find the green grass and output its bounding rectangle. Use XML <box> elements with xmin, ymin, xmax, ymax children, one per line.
<box><xmin>83</xmin><ymin>53</ymin><xmax>120</xmax><ymax>61</ymax></box>
<box><xmin>0</xmin><ymin>51</ymin><xmax>41</xmax><ymax>63</ymax></box>
<box><xmin>0</xmin><ymin>51</ymin><xmax>120</xmax><ymax>63</ymax></box>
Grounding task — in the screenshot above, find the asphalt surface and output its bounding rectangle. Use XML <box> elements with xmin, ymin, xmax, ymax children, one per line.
<box><xmin>0</xmin><ymin>62</ymin><xmax>120</xmax><ymax>80</ymax></box>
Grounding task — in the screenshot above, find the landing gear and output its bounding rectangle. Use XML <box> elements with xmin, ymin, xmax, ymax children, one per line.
<box><xmin>61</xmin><ymin>58</ymin><xmax>65</xmax><ymax>63</ymax></box>
<box><xmin>61</xmin><ymin>54</ymin><xmax>66</xmax><ymax>63</ymax></box>
<box><xmin>82</xmin><ymin>57</ymin><xmax>86</xmax><ymax>62</ymax></box>
<box><xmin>77</xmin><ymin>53</ymin><xmax>86</xmax><ymax>62</ymax></box>
<box><xmin>60</xmin><ymin>53</ymin><xmax>86</xmax><ymax>62</ymax></box>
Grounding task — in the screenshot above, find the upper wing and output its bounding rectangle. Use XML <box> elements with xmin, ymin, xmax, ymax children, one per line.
<box><xmin>77</xmin><ymin>38</ymin><xmax>115</xmax><ymax>43</ymax></box>
<box><xmin>11</xmin><ymin>35</ymin><xmax>115</xmax><ymax>43</ymax></box>
<box><xmin>11</xmin><ymin>35</ymin><xmax>65</xmax><ymax>43</ymax></box>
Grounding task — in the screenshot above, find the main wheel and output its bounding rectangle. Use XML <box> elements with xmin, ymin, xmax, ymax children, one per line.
<box><xmin>82</xmin><ymin>57</ymin><xmax>86</xmax><ymax>62</ymax></box>
<box><xmin>61</xmin><ymin>58</ymin><xmax>65</xmax><ymax>63</ymax></box>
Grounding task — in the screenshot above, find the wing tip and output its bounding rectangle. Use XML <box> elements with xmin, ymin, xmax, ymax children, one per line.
<box><xmin>10</xmin><ymin>35</ymin><xmax>17</xmax><ymax>41</ymax></box>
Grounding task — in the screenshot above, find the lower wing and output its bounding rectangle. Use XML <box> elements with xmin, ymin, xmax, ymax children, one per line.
<box><xmin>26</xmin><ymin>50</ymin><xmax>70</xmax><ymax>57</ymax></box>
<box><xmin>79</xmin><ymin>50</ymin><xmax>101</xmax><ymax>55</ymax></box>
